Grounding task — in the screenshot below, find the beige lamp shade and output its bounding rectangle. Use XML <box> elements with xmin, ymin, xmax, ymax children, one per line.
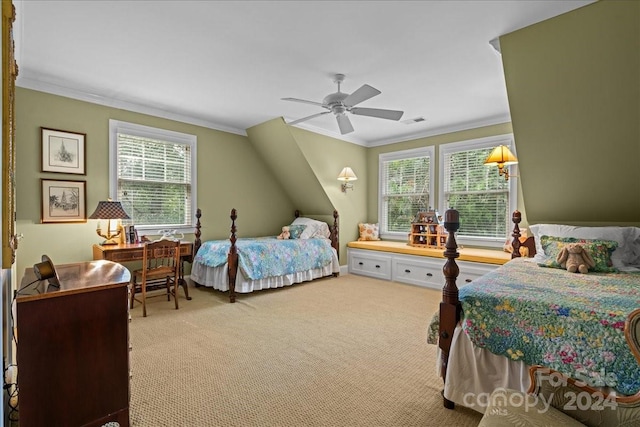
<box><xmin>337</xmin><ymin>167</ymin><xmax>358</xmax><ymax>182</ymax></box>
<box><xmin>484</xmin><ymin>145</ymin><xmax>518</xmax><ymax>166</ymax></box>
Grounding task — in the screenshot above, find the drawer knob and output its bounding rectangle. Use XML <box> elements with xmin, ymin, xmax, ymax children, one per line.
<box><xmin>404</xmin><ymin>269</ymin><xmax>411</xmax><ymax>273</ymax></box>
<box><xmin>465</xmin><ymin>279</ymin><xmax>472</xmax><ymax>283</ymax></box>
<box><xmin>426</xmin><ymin>273</ymin><xmax>433</xmax><ymax>277</ymax></box>
<box><xmin>358</xmin><ymin>262</ymin><xmax>363</xmax><ymax>265</ymax></box>
<box><xmin>375</xmin><ymin>265</ymin><xmax>380</xmax><ymax>268</ymax></box>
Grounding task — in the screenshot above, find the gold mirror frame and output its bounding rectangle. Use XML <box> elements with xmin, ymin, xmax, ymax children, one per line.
<box><xmin>2</xmin><ymin>0</ymin><xmax>17</xmax><ymax>268</ymax></box>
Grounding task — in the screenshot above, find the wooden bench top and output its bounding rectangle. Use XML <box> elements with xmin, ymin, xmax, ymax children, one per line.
<box><xmin>347</xmin><ymin>240</ymin><xmax>511</xmax><ymax>265</ymax></box>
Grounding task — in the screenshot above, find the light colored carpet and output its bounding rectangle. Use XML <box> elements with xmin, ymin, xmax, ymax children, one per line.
<box><xmin>128</xmin><ymin>274</ymin><xmax>482</xmax><ymax>426</ymax></box>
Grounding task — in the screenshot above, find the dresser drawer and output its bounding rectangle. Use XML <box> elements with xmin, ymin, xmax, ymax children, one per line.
<box><xmin>392</xmin><ymin>256</ymin><xmax>444</xmax><ymax>289</ymax></box>
<box><xmin>348</xmin><ymin>249</ymin><xmax>392</xmax><ymax>280</ymax></box>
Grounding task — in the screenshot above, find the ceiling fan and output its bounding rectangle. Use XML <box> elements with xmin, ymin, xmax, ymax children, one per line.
<box><xmin>282</xmin><ymin>74</ymin><xmax>404</xmax><ymax>135</ymax></box>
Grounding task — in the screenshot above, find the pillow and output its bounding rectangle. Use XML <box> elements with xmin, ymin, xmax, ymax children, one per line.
<box><xmin>538</xmin><ymin>235</ymin><xmax>619</xmax><ymax>272</ymax></box>
<box><xmin>291</xmin><ymin>217</ymin><xmax>331</xmax><ymax>240</ymax></box>
<box><xmin>529</xmin><ymin>224</ymin><xmax>633</xmax><ymax>268</ymax></box>
<box><xmin>357</xmin><ymin>223</ymin><xmax>380</xmax><ymax>241</ymax></box>
<box><xmin>288</xmin><ymin>224</ymin><xmax>306</xmax><ymax>239</ymax></box>
<box><xmin>628</xmin><ymin>227</ymin><xmax>640</xmax><ymax>267</ymax></box>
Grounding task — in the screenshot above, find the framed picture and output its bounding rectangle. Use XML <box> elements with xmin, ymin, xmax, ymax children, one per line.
<box><xmin>41</xmin><ymin>127</ymin><xmax>86</xmax><ymax>175</ymax></box>
<box><xmin>41</xmin><ymin>179</ymin><xmax>87</xmax><ymax>223</ymax></box>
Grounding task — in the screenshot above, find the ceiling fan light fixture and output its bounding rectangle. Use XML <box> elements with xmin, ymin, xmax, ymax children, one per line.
<box><xmin>283</xmin><ymin>74</ymin><xmax>404</xmax><ymax>135</ymax></box>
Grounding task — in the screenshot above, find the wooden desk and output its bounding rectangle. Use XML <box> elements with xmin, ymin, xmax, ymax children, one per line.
<box><xmin>17</xmin><ymin>261</ymin><xmax>131</xmax><ymax>427</ymax></box>
<box><xmin>92</xmin><ymin>241</ymin><xmax>193</xmax><ymax>300</ymax></box>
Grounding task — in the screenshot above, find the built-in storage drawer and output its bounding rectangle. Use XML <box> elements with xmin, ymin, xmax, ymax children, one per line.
<box><xmin>392</xmin><ymin>255</ymin><xmax>444</xmax><ymax>289</ymax></box>
<box><xmin>348</xmin><ymin>249</ymin><xmax>392</xmax><ymax>280</ymax></box>
<box><xmin>456</xmin><ymin>260</ymin><xmax>499</xmax><ymax>286</ymax></box>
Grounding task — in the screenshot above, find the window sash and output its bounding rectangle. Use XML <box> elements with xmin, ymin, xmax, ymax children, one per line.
<box><xmin>379</xmin><ymin>147</ymin><xmax>434</xmax><ymax>238</ymax></box>
<box><xmin>109</xmin><ymin>120</ymin><xmax>196</xmax><ymax>232</ymax></box>
<box><xmin>439</xmin><ymin>135</ymin><xmax>516</xmax><ymax>244</ymax></box>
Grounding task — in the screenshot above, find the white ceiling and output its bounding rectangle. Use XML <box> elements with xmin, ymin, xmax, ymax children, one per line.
<box><xmin>13</xmin><ymin>0</ymin><xmax>593</xmax><ymax>146</ymax></box>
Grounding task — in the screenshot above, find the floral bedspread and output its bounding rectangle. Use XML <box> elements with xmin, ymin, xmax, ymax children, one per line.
<box><xmin>194</xmin><ymin>237</ymin><xmax>335</xmax><ymax>280</ymax></box>
<box><xmin>458</xmin><ymin>258</ymin><xmax>640</xmax><ymax>395</ymax></box>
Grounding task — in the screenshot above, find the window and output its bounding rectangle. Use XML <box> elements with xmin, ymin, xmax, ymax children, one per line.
<box><xmin>438</xmin><ymin>135</ymin><xmax>517</xmax><ymax>247</ymax></box>
<box><xmin>109</xmin><ymin>120</ymin><xmax>197</xmax><ymax>234</ymax></box>
<box><xmin>378</xmin><ymin>147</ymin><xmax>434</xmax><ymax>240</ymax></box>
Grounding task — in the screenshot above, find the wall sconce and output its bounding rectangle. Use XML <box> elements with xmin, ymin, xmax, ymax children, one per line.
<box><xmin>88</xmin><ymin>200</ymin><xmax>131</xmax><ymax>245</ymax></box>
<box><xmin>337</xmin><ymin>166</ymin><xmax>358</xmax><ymax>192</ymax></box>
<box><xmin>484</xmin><ymin>145</ymin><xmax>518</xmax><ymax>181</ymax></box>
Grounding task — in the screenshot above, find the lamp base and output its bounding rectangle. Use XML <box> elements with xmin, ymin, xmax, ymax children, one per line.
<box><xmin>101</xmin><ymin>238</ymin><xmax>120</xmax><ymax>245</ymax></box>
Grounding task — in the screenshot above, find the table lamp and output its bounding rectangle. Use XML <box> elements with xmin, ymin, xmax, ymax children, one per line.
<box><xmin>88</xmin><ymin>200</ymin><xmax>131</xmax><ymax>245</ymax></box>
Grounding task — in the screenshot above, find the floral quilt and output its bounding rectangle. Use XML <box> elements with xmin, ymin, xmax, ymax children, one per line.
<box><xmin>194</xmin><ymin>237</ymin><xmax>335</xmax><ymax>280</ymax></box>
<box><xmin>458</xmin><ymin>258</ymin><xmax>640</xmax><ymax>395</ymax></box>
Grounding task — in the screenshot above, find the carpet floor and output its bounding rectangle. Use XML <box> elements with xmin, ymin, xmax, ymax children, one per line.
<box><xmin>128</xmin><ymin>273</ymin><xmax>482</xmax><ymax>426</ymax></box>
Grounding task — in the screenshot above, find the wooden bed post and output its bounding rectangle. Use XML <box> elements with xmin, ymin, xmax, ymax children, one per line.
<box><xmin>439</xmin><ymin>209</ymin><xmax>461</xmax><ymax>409</ymax></box>
<box><xmin>228</xmin><ymin>208</ymin><xmax>238</xmax><ymax>303</ymax></box>
<box><xmin>511</xmin><ymin>210</ymin><xmax>523</xmax><ymax>258</ymax></box>
<box><xmin>194</xmin><ymin>208</ymin><xmax>202</xmax><ymax>259</ymax></box>
<box><xmin>332</xmin><ymin>209</ymin><xmax>339</xmax><ymax>262</ymax></box>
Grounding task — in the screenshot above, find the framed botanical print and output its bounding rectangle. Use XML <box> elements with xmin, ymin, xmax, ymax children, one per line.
<box><xmin>41</xmin><ymin>179</ymin><xmax>87</xmax><ymax>223</ymax></box>
<box><xmin>41</xmin><ymin>127</ymin><xmax>86</xmax><ymax>175</ymax></box>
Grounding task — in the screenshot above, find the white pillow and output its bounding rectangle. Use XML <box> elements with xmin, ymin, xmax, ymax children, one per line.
<box><xmin>627</xmin><ymin>227</ymin><xmax>640</xmax><ymax>267</ymax></box>
<box><xmin>529</xmin><ymin>224</ymin><xmax>634</xmax><ymax>268</ymax></box>
<box><xmin>291</xmin><ymin>217</ymin><xmax>331</xmax><ymax>240</ymax></box>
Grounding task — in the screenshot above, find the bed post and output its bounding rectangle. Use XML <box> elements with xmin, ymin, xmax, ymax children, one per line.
<box><xmin>228</xmin><ymin>208</ymin><xmax>238</xmax><ymax>303</ymax></box>
<box><xmin>194</xmin><ymin>208</ymin><xmax>202</xmax><ymax>258</ymax></box>
<box><xmin>439</xmin><ymin>209</ymin><xmax>461</xmax><ymax>409</ymax></box>
<box><xmin>331</xmin><ymin>209</ymin><xmax>339</xmax><ymax>261</ymax></box>
<box><xmin>511</xmin><ymin>210</ymin><xmax>523</xmax><ymax>259</ymax></box>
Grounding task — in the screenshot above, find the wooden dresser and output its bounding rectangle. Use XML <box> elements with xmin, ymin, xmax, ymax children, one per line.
<box><xmin>17</xmin><ymin>260</ymin><xmax>131</xmax><ymax>427</ymax></box>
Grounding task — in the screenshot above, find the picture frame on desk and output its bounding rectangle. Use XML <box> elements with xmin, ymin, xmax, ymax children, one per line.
<box><xmin>41</xmin><ymin>127</ymin><xmax>86</xmax><ymax>175</ymax></box>
<box><xmin>41</xmin><ymin>179</ymin><xmax>87</xmax><ymax>223</ymax></box>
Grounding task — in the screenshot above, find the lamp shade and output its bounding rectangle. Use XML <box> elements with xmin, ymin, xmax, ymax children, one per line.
<box><xmin>88</xmin><ymin>201</ymin><xmax>131</xmax><ymax>220</ymax></box>
<box><xmin>337</xmin><ymin>167</ymin><xmax>358</xmax><ymax>182</ymax></box>
<box><xmin>484</xmin><ymin>145</ymin><xmax>518</xmax><ymax>166</ymax></box>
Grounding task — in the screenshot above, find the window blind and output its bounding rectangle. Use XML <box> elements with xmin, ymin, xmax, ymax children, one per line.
<box><xmin>381</xmin><ymin>155</ymin><xmax>431</xmax><ymax>233</ymax></box>
<box><xmin>443</xmin><ymin>146</ymin><xmax>510</xmax><ymax>238</ymax></box>
<box><xmin>116</xmin><ymin>133</ymin><xmax>192</xmax><ymax>228</ymax></box>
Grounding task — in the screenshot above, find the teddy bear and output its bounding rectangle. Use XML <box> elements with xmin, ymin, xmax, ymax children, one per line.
<box><xmin>276</xmin><ymin>226</ymin><xmax>290</xmax><ymax>240</ymax></box>
<box><xmin>556</xmin><ymin>243</ymin><xmax>595</xmax><ymax>273</ymax></box>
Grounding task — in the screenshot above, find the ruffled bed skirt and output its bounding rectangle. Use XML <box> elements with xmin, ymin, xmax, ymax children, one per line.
<box><xmin>190</xmin><ymin>250</ymin><xmax>339</xmax><ymax>294</ymax></box>
<box><xmin>437</xmin><ymin>325</ymin><xmax>530</xmax><ymax>414</ymax></box>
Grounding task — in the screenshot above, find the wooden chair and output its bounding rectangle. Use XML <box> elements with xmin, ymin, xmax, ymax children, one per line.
<box><xmin>130</xmin><ymin>240</ymin><xmax>181</xmax><ymax>317</ymax></box>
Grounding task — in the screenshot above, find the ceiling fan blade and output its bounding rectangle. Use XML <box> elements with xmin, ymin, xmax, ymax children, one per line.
<box><xmin>343</xmin><ymin>84</ymin><xmax>381</xmax><ymax>107</ymax></box>
<box><xmin>336</xmin><ymin>114</ymin><xmax>354</xmax><ymax>134</ymax></box>
<box><xmin>281</xmin><ymin>97</ymin><xmax>325</xmax><ymax>108</ymax></box>
<box><xmin>287</xmin><ymin>111</ymin><xmax>330</xmax><ymax>126</ymax></box>
<box><xmin>350</xmin><ymin>107</ymin><xmax>404</xmax><ymax>121</ymax></box>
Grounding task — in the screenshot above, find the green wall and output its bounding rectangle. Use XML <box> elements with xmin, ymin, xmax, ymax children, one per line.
<box><xmin>15</xmin><ymin>88</ymin><xmax>294</xmax><ymax>276</ymax></box>
<box><xmin>500</xmin><ymin>0</ymin><xmax>640</xmax><ymax>224</ymax></box>
<box><xmin>247</xmin><ymin>118</ymin><xmax>368</xmax><ymax>259</ymax></box>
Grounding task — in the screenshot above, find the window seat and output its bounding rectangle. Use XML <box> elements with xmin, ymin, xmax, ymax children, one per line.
<box><xmin>347</xmin><ymin>240</ymin><xmax>510</xmax><ymax>265</ymax></box>
<box><xmin>346</xmin><ymin>240</ymin><xmax>510</xmax><ymax>289</ymax></box>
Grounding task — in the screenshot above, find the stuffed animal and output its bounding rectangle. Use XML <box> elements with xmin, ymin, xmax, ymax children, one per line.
<box><xmin>276</xmin><ymin>226</ymin><xmax>290</xmax><ymax>240</ymax></box>
<box><xmin>556</xmin><ymin>243</ymin><xmax>595</xmax><ymax>273</ymax></box>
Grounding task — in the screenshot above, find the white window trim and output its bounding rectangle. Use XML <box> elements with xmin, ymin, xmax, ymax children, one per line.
<box><xmin>108</xmin><ymin>119</ymin><xmax>198</xmax><ymax>235</ymax></box>
<box><xmin>438</xmin><ymin>133</ymin><xmax>517</xmax><ymax>248</ymax></box>
<box><xmin>378</xmin><ymin>146</ymin><xmax>435</xmax><ymax>241</ymax></box>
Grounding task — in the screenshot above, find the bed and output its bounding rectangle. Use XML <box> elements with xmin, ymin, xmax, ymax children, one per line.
<box><xmin>190</xmin><ymin>208</ymin><xmax>340</xmax><ymax>302</ymax></box>
<box><xmin>431</xmin><ymin>210</ymin><xmax>640</xmax><ymax>413</ymax></box>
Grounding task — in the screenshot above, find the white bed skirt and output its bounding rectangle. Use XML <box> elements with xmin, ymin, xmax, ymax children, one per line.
<box><xmin>190</xmin><ymin>250</ymin><xmax>340</xmax><ymax>294</ymax></box>
<box><xmin>438</xmin><ymin>325</ymin><xmax>531</xmax><ymax>414</ymax></box>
